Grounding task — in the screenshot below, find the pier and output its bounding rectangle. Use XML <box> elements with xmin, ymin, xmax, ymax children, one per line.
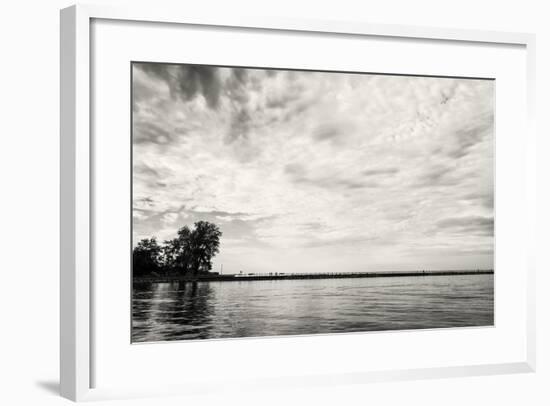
<box><xmin>133</xmin><ymin>269</ymin><xmax>494</xmax><ymax>284</ymax></box>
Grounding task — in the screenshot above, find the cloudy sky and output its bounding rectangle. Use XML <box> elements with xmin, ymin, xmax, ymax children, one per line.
<box><xmin>132</xmin><ymin>62</ymin><xmax>494</xmax><ymax>274</ymax></box>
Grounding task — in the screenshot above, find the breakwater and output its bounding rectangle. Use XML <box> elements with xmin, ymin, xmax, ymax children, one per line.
<box><xmin>133</xmin><ymin>269</ymin><xmax>493</xmax><ymax>284</ymax></box>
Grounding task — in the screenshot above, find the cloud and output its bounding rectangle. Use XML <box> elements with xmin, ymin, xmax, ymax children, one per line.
<box><xmin>462</xmin><ymin>191</ymin><xmax>494</xmax><ymax>209</ymax></box>
<box><xmin>446</xmin><ymin>113</ymin><xmax>494</xmax><ymax>159</ymax></box>
<box><xmin>227</xmin><ymin>108</ymin><xmax>253</xmax><ymax>142</ymax></box>
<box><xmin>132</xmin><ymin>63</ymin><xmax>494</xmax><ymax>273</ymax></box>
<box><xmin>436</xmin><ymin>216</ymin><xmax>494</xmax><ymax>236</ymax></box>
<box><xmin>284</xmin><ymin>163</ymin><xmax>378</xmax><ymax>190</ymax></box>
<box><xmin>362</xmin><ymin>168</ymin><xmax>399</xmax><ymax>177</ymax></box>
<box><xmin>136</xmin><ymin>63</ymin><xmax>223</xmax><ymax>109</ymax></box>
<box><xmin>161</xmin><ymin>212</ymin><xmax>179</xmax><ymax>226</ymax></box>
<box><xmin>415</xmin><ymin>164</ymin><xmax>461</xmax><ymax>188</ymax></box>
<box><xmin>313</xmin><ymin>123</ymin><xmax>342</xmax><ymax>142</ymax></box>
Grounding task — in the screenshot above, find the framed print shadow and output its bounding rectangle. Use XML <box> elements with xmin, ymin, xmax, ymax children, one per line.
<box><xmin>60</xmin><ymin>4</ymin><xmax>536</xmax><ymax>402</ymax></box>
<box><xmin>130</xmin><ymin>62</ymin><xmax>495</xmax><ymax>343</ymax></box>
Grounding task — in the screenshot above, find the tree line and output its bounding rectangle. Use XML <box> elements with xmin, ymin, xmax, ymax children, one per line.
<box><xmin>133</xmin><ymin>221</ymin><xmax>222</xmax><ymax>279</ymax></box>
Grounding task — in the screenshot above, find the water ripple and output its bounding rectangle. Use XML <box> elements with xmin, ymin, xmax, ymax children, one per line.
<box><xmin>132</xmin><ymin>274</ymin><xmax>494</xmax><ymax>342</ymax></box>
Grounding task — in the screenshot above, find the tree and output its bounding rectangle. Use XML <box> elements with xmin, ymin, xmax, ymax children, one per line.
<box><xmin>163</xmin><ymin>226</ymin><xmax>193</xmax><ymax>275</ymax></box>
<box><xmin>133</xmin><ymin>222</ymin><xmax>223</xmax><ymax>280</ymax></box>
<box><xmin>187</xmin><ymin>221</ymin><xmax>222</xmax><ymax>277</ymax></box>
<box><xmin>132</xmin><ymin>237</ymin><xmax>163</xmax><ymax>277</ymax></box>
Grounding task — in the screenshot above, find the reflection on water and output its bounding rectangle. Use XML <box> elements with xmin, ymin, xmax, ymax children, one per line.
<box><xmin>132</xmin><ymin>274</ymin><xmax>494</xmax><ymax>343</ymax></box>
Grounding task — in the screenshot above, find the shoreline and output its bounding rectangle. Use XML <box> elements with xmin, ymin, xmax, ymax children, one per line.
<box><xmin>133</xmin><ymin>269</ymin><xmax>494</xmax><ymax>284</ymax></box>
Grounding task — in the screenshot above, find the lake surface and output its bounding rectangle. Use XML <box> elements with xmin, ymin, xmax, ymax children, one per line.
<box><xmin>132</xmin><ymin>274</ymin><xmax>494</xmax><ymax>343</ymax></box>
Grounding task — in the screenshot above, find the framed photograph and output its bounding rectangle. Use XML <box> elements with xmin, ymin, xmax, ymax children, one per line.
<box><xmin>60</xmin><ymin>4</ymin><xmax>536</xmax><ymax>401</ymax></box>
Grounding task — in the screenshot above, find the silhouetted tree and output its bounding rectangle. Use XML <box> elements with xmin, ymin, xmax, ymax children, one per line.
<box><xmin>133</xmin><ymin>237</ymin><xmax>163</xmax><ymax>277</ymax></box>
<box><xmin>163</xmin><ymin>226</ymin><xmax>193</xmax><ymax>275</ymax></box>
<box><xmin>133</xmin><ymin>222</ymin><xmax>222</xmax><ymax>279</ymax></box>
<box><xmin>188</xmin><ymin>221</ymin><xmax>222</xmax><ymax>277</ymax></box>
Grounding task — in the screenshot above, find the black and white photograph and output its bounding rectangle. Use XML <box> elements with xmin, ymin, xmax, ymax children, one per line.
<box><xmin>3</xmin><ymin>0</ymin><xmax>547</xmax><ymax>404</ymax></box>
<box><xmin>131</xmin><ymin>62</ymin><xmax>494</xmax><ymax>343</ymax></box>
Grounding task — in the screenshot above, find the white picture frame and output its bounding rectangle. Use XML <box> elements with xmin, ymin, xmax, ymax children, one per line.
<box><xmin>60</xmin><ymin>4</ymin><xmax>536</xmax><ymax>402</ymax></box>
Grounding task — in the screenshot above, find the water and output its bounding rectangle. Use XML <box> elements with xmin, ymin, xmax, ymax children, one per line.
<box><xmin>132</xmin><ymin>274</ymin><xmax>494</xmax><ymax>343</ymax></box>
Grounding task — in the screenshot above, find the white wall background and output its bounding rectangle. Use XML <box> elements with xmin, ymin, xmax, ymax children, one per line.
<box><xmin>0</xmin><ymin>0</ymin><xmax>547</xmax><ymax>405</ymax></box>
